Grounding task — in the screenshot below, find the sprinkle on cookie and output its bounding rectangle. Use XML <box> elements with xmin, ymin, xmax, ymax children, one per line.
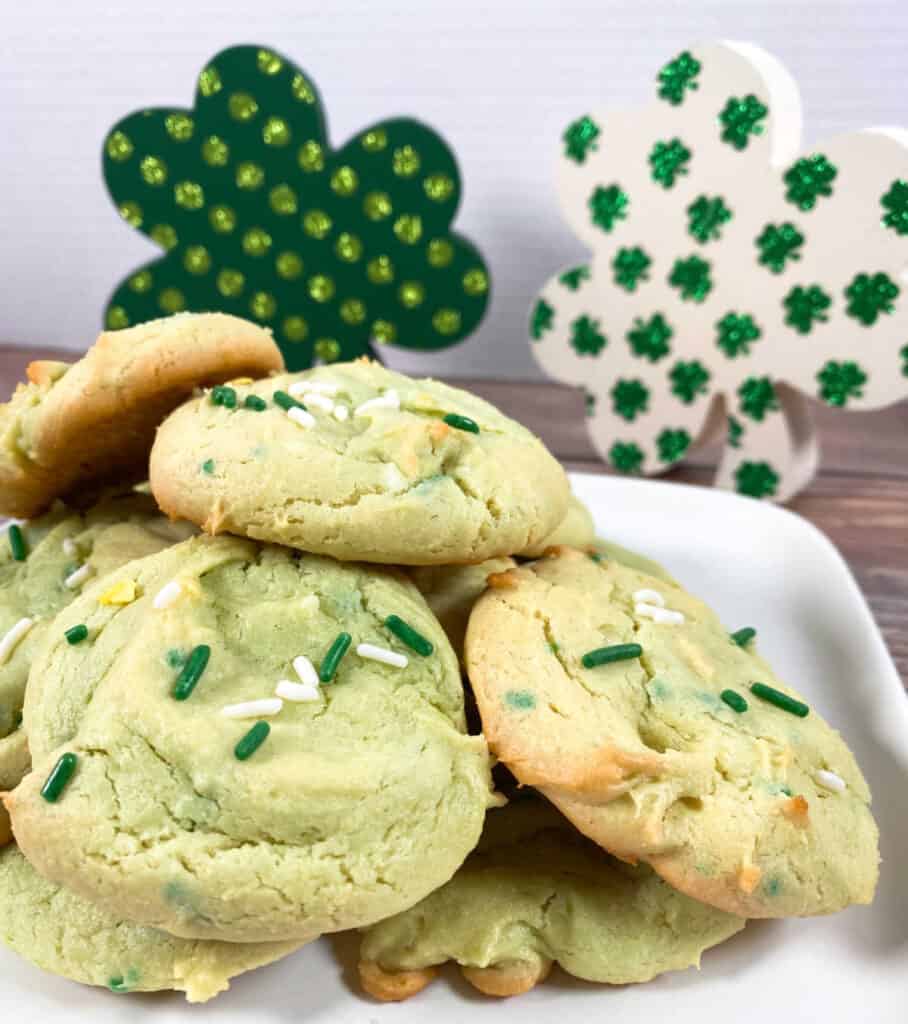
<box><xmin>172</xmin><ymin>644</ymin><xmax>211</xmax><ymax>700</ymax></box>
<box><xmin>384</xmin><ymin>615</ymin><xmax>433</xmax><ymax>656</ymax></box>
<box><xmin>815</xmin><ymin>769</ymin><xmax>846</xmax><ymax>793</ymax></box>
<box><xmin>98</xmin><ymin>579</ymin><xmax>138</xmax><ymax>606</ymax></box>
<box><xmin>731</xmin><ymin>627</ymin><xmax>757</xmax><ymax>646</ymax></box>
<box><xmin>319</xmin><ymin>632</ymin><xmax>352</xmax><ymax>682</ymax></box>
<box><xmin>64</xmin><ymin>564</ymin><xmax>96</xmax><ymax>590</ymax></box>
<box><xmin>0</xmin><ymin>617</ymin><xmax>35</xmax><ymax>664</ymax></box>
<box><xmin>40</xmin><ymin>752</ymin><xmax>78</xmax><ymax>802</ymax></box>
<box><xmin>356</xmin><ymin>642</ymin><xmax>408</xmax><ymax>668</ymax></box>
<box><xmin>581</xmin><ymin>643</ymin><xmax>642</xmax><ymax>668</ymax></box>
<box><xmin>234</xmin><ymin>721</ymin><xmax>271</xmax><ymax>761</ymax></box>
<box><xmin>7</xmin><ymin>524</ymin><xmax>27</xmax><ymax>562</ymax></box>
<box><xmin>750</xmin><ymin>682</ymin><xmax>809</xmax><ymax>718</ymax></box>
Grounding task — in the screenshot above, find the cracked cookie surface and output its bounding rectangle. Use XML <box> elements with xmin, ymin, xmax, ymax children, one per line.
<box><xmin>0</xmin><ymin>492</ymin><xmax>191</xmax><ymax>843</ymax></box>
<box><xmin>8</xmin><ymin>535</ymin><xmax>495</xmax><ymax>942</ymax></box>
<box><xmin>358</xmin><ymin>799</ymin><xmax>744</xmax><ymax>999</ymax></box>
<box><xmin>149</xmin><ymin>361</ymin><xmax>569</xmax><ymax>564</ymax></box>
<box><xmin>0</xmin><ymin>844</ymin><xmax>301</xmax><ymax>1001</ymax></box>
<box><xmin>465</xmin><ymin>550</ymin><xmax>878</xmax><ymax>917</ymax></box>
<box><xmin>0</xmin><ymin>313</ymin><xmax>283</xmax><ymax>518</ymax></box>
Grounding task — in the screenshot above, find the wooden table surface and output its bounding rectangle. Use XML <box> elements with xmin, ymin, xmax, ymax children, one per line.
<box><xmin>2</xmin><ymin>345</ymin><xmax>906</xmax><ymax>684</ymax></box>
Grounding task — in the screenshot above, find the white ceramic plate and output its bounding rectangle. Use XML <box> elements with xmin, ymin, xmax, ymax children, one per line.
<box><xmin>5</xmin><ymin>473</ymin><xmax>908</xmax><ymax>1022</ymax></box>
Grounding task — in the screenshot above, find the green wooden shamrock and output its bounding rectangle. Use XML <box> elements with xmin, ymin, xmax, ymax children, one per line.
<box><xmin>102</xmin><ymin>45</ymin><xmax>490</xmax><ymax>369</ymax></box>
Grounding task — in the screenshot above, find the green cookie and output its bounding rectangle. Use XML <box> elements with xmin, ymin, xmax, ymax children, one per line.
<box><xmin>0</xmin><ymin>493</ymin><xmax>191</xmax><ymax>843</ymax></box>
<box><xmin>149</xmin><ymin>361</ymin><xmax>570</xmax><ymax>564</ymax></box>
<box><xmin>10</xmin><ymin>535</ymin><xmax>495</xmax><ymax>943</ymax></box>
<box><xmin>358</xmin><ymin>800</ymin><xmax>744</xmax><ymax>1000</ymax></box>
<box><xmin>0</xmin><ymin>844</ymin><xmax>301</xmax><ymax>1002</ymax></box>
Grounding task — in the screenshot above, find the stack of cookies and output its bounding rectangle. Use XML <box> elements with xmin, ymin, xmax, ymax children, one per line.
<box><xmin>0</xmin><ymin>314</ymin><xmax>879</xmax><ymax>1003</ymax></box>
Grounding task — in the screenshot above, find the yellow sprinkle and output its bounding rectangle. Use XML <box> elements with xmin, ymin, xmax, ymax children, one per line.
<box><xmin>99</xmin><ymin>579</ymin><xmax>138</xmax><ymax>606</ymax></box>
<box><xmin>227</xmin><ymin>377</ymin><xmax>254</xmax><ymax>386</ymax></box>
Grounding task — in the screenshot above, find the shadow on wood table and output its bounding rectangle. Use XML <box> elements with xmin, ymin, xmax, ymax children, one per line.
<box><xmin>2</xmin><ymin>345</ymin><xmax>906</xmax><ymax>683</ymax></box>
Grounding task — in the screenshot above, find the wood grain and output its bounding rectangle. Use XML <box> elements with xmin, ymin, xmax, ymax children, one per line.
<box><xmin>2</xmin><ymin>345</ymin><xmax>906</xmax><ymax>682</ymax></box>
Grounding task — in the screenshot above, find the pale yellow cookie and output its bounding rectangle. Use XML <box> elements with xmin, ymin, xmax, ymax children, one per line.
<box><xmin>520</xmin><ymin>493</ymin><xmax>595</xmax><ymax>558</ymax></box>
<box><xmin>465</xmin><ymin>549</ymin><xmax>879</xmax><ymax>918</ymax></box>
<box><xmin>0</xmin><ymin>313</ymin><xmax>283</xmax><ymax>517</ymax></box>
<box><xmin>149</xmin><ymin>360</ymin><xmax>570</xmax><ymax>564</ymax></box>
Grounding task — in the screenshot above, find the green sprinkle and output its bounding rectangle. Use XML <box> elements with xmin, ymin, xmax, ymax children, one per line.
<box><xmin>721</xmin><ymin>689</ymin><xmax>748</xmax><ymax>713</ymax></box>
<box><xmin>8</xmin><ymin>524</ymin><xmax>26</xmax><ymax>561</ymax></box>
<box><xmin>319</xmin><ymin>632</ymin><xmax>352</xmax><ymax>682</ymax></box>
<box><xmin>273</xmin><ymin>390</ymin><xmax>306</xmax><ymax>411</ymax></box>
<box><xmin>750</xmin><ymin>682</ymin><xmax>809</xmax><ymax>718</ymax></box>
<box><xmin>442</xmin><ymin>413</ymin><xmax>480</xmax><ymax>434</ymax></box>
<box><xmin>64</xmin><ymin>624</ymin><xmax>88</xmax><ymax>645</ymax></box>
<box><xmin>505</xmin><ymin>689</ymin><xmax>537</xmax><ymax>711</ymax></box>
<box><xmin>244</xmin><ymin>394</ymin><xmax>267</xmax><ymax>411</ymax></box>
<box><xmin>210</xmin><ymin>385</ymin><xmax>237</xmax><ymax>408</ymax></box>
<box><xmin>108</xmin><ymin>968</ymin><xmax>139</xmax><ymax>994</ymax></box>
<box><xmin>172</xmin><ymin>644</ymin><xmax>210</xmax><ymax>700</ymax></box>
<box><xmin>588</xmin><ymin>552</ymin><xmax>605</xmax><ymax>563</ymax></box>
<box><xmin>234</xmin><ymin>721</ymin><xmax>271</xmax><ymax>761</ymax></box>
<box><xmin>41</xmin><ymin>752</ymin><xmax>78</xmax><ymax>802</ymax></box>
<box><xmin>581</xmin><ymin>643</ymin><xmax>642</xmax><ymax>668</ymax></box>
<box><xmin>201</xmin><ymin>459</ymin><xmax>215</xmax><ymax>475</ymax></box>
<box><xmin>384</xmin><ymin>614</ymin><xmax>433</xmax><ymax>657</ymax></box>
<box><xmin>731</xmin><ymin>627</ymin><xmax>756</xmax><ymax>646</ymax></box>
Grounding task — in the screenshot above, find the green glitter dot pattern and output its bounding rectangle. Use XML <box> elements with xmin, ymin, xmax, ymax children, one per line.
<box><xmin>719</xmin><ymin>94</ymin><xmax>768</xmax><ymax>150</ymax></box>
<box><xmin>657</xmin><ymin>51</ymin><xmax>701</xmax><ymax>105</ymax></box>
<box><xmin>102</xmin><ymin>44</ymin><xmax>490</xmax><ymax>369</ymax></box>
<box><xmin>783</xmin><ymin>155</ymin><xmax>837</xmax><ymax>211</ymax></box>
<box><xmin>627</xmin><ymin>314</ymin><xmax>672</xmax><ymax>362</ymax></box>
<box><xmin>569</xmin><ymin>314</ymin><xmax>607</xmax><ymax>356</ymax></box>
<box><xmin>649</xmin><ymin>138</ymin><xmax>691</xmax><ymax>189</ymax></box>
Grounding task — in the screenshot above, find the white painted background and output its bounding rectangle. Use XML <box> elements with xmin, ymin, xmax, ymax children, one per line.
<box><xmin>2</xmin><ymin>0</ymin><xmax>906</xmax><ymax>378</ymax></box>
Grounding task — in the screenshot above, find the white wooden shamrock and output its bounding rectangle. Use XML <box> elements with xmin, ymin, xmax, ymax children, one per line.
<box><xmin>529</xmin><ymin>42</ymin><xmax>908</xmax><ymax>501</ymax></box>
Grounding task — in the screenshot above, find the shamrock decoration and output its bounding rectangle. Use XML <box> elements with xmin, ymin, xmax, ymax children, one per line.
<box><xmin>533</xmin><ymin>42</ymin><xmax>908</xmax><ymax>501</ymax></box>
<box><xmin>102</xmin><ymin>45</ymin><xmax>489</xmax><ymax>368</ymax></box>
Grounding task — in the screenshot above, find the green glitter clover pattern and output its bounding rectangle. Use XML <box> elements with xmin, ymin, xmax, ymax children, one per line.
<box><xmin>529</xmin><ymin>43</ymin><xmax>908</xmax><ymax>502</ymax></box>
<box><xmin>783</xmin><ymin>155</ymin><xmax>837</xmax><ymax>211</ymax></box>
<box><xmin>656</xmin><ymin>428</ymin><xmax>691</xmax><ymax>462</ymax></box>
<box><xmin>716</xmin><ymin>313</ymin><xmax>761</xmax><ymax>358</ymax></box>
<box><xmin>669</xmin><ymin>360</ymin><xmax>711</xmax><ymax>404</ymax></box>
<box><xmin>589</xmin><ymin>184</ymin><xmax>629</xmax><ymax>232</ymax></box>
<box><xmin>609</xmin><ymin>441</ymin><xmax>645</xmax><ymax>474</ymax></box>
<box><xmin>668</xmin><ymin>256</ymin><xmax>712</xmax><ymax>302</ymax></box>
<box><xmin>719</xmin><ymin>94</ymin><xmax>768</xmax><ymax>150</ymax></box>
<box><xmin>613</xmin><ymin>247</ymin><xmax>651</xmax><ymax>291</ymax></box>
<box><xmin>844</xmin><ymin>272</ymin><xmax>899</xmax><ymax>326</ymax></box>
<box><xmin>558</xmin><ymin>265</ymin><xmax>591</xmax><ymax>291</ymax></box>
<box><xmin>817</xmin><ymin>360</ymin><xmax>867</xmax><ymax>406</ymax></box>
<box><xmin>627</xmin><ymin>314</ymin><xmax>672</xmax><ymax>362</ymax></box>
<box><xmin>649</xmin><ymin>139</ymin><xmax>691</xmax><ymax>188</ymax></box>
<box><xmin>881</xmin><ymin>180</ymin><xmax>908</xmax><ymax>235</ymax></box>
<box><xmin>530</xmin><ymin>299</ymin><xmax>555</xmax><ymax>340</ymax></box>
<box><xmin>657</xmin><ymin>51</ymin><xmax>701</xmax><ymax>106</ymax></box>
<box><xmin>735</xmin><ymin>461</ymin><xmax>779</xmax><ymax>499</ymax></box>
<box><xmin>783</xmin><ymin>285</ymin><xmax>832</xmax><ymax>334</ymax></box>
<box><xmin>563</xmin><ymin>115</ymin><xmax>601</xmax><ymax>164</ymax></box>
<box><xmin>687</xmin><ymin>195</ymin><xmax>732</xmax><ymax>243</ymax></box>
<box><xmin>569</xmin><ymin>315</ymin><xmax>607</xmax><ymax>356</ymax></box>
<box><xmin>102</xmin><ymin>45</ymin><xmax>489</xmax><ymax>369</ymax></box>
<box><xmin>738</xmin><ymin>376</ymin><xmax>779</xmax><ymax>421</ymax></box>
<box><xmin>611</xmin><ymin>378</ymin><xmax>650</xmax><ymax>421</ymax></box>
<box><xmin>756</xmin><ymin>223</ymin><xmax>804</xmax><ymax>273</ymax></box>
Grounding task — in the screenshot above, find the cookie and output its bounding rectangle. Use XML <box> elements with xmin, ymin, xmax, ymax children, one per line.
<box><xmin>358</xmin><ymin>799</ymin><xmax>744</xmax><ymax>1000</ymax></box>
<box><xmin>149</xmin><ymin>360</ymin><xmax>570</xmax><ymax>564</ymax></box>
<box><xmin>591</xmin><ymin>537</ymin><xmax>677</xmax><ymax>583</ymax></box>
<box><xmin>0</xmin><ymin>844</ymin><xmax>301</xmax><ymax>1002</ymax></box>
<box><xmin>0</xmin><ymin>313</ymin><xmax>283</xmax><ymax>518</ymax></box>
<box><xmin>409</xmin><ymin>558</ymin><xmax>516</xmax><ymax>662</ymax></box>
<box><xmin>0</xmin><ymin>492</ymin><xmax>190</xmax><ymax>843</ymax></box>
<box><xmin>520</xmin><ymin>493</ymin><xmax>595</xmax><ymax>558</ymax></box>
<box><xmin>8</xmin><ymin>535</ymin><xmax>495</xmax><ymax>943</ymax></box>
<box><xmin>465</xmin><ymin>549</ymin><xmax>879</xmax><ymax>917</ymax></box>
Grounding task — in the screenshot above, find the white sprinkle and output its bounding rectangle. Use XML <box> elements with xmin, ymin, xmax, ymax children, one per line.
<box><xmin>287</xmin><ymin>406</ymin><xmax>316</xmax><ymax>429</ymax></box>
<box><xmin>64</xmin><ymin>564</ymin><xmax>95</xmax><ymax>590</ymax></box>
<box><xmin>333</xmin><ymin>404</ymin><xmax>350</xmax><ymax>422</ymax></box>
<box><xmin>292</xmin><ymin>655</ymin><xmax>320</xmax><ymax>688</ymax></box>
<box><xmin>354</xmin><ymin>389</ymin><xmax>400</xmax><ymax>417</ymax></box>
<box><xmin>302</xmin><ymin>392</ymin><xmax>335</xmax><ymax>413</ymax></box>
<box><xmin>383</xmin><ymin>463</ymin><xmax>408</xmax><ymax>492</ymax></box>
<box><xmin>356</xmin><ymin>642</ymin><xmax>408</xmax><ymax>668</ymax></box>
<box><xmin>0</xmin><ymin>617</ymin><xmax>35</xmax><ymax>664</ymax></box>
<box><xmin>153</xmin><ymin>580</ymin><xmax>184</xmax><ymax>610</ymax></box>
<box><xmin>816</xmin><ymin>769</ymin><xmax>846</xmax><ymax>793</ymax></box>
<box><xmin>62</xmin><ymin>537</ymin><xmax>78</xmax><ymax>557</ymax></box>
<box><xmin>275</xmin><ymin>679</ymin><xmax>322</xmax><ymax>703</ymax></box>
<box><xmin>221</xmin><ymin>698</ymin><xmax>284</xmax><ymax>719</ymax></box>
<box><xmin>633</xmin><ymin>588</ymin><xmax>665</xmax><ymax>607</ymax></box>
<box><xmin>635</xmin><ymin>603</ymin><xmax>685</xmax><ymax>625</ymax></box>
<box><xmin>290</xmin><ymin>379</ymin><xmax>339</xmax><ymax>396</ymax></box>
